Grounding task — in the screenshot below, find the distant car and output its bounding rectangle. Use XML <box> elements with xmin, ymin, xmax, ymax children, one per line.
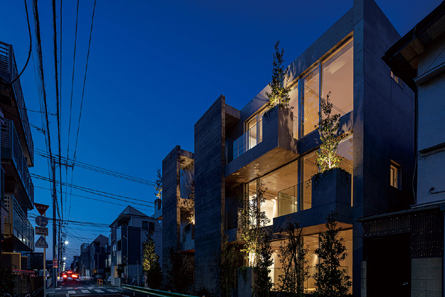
<box><xmin>61</xmin><ymin>271</ymin><xmax>79</xmax><ymax>281</ymax></box>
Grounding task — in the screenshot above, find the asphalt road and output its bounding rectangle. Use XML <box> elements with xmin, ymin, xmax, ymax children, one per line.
<box><xmin>46</xmin><ymin>279</ymin><xmax>135</xmax><ymax>297</ymax></box>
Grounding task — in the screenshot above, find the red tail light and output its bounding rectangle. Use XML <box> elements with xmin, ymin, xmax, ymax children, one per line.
<box><xmin>63</xmin><ymin>274</ymin><xmax>67</xmax><ymax>278</ymax></box>
<box><xmin>72</xmin><ymin>274</ymin><xmax>78</xmax><ymax>279</ymax></box>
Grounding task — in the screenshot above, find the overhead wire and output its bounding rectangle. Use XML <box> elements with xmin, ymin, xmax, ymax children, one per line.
<box><xmin>9</xmin><ymin>0</ymin><xmax>32</xmax><ymax>86</ymax></box>
<box><xmin>36</xmin><ymin>149</ymin><xmax>156</xmax><ymax>186</ymax></box>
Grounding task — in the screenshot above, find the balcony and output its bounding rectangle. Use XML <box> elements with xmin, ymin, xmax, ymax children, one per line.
<box><xmin>0</xmin><ymin>41</ymin><xmax>34</xmax><ymax>166</ymax></box>
<box><xmin>180</xmin><ymin>223</ymin><xmax>195</xmax><ymax>252</ymax></box>
<box><xmin>1</xmin><ymin>119</ymin><xmax>34</xmax><ymax>207</ymax></box>
<box><xmin>2</xmin><ymin>194</ymin><xmax>34</xmax><ymax>251</ymax></box>
<box><xmin>273</xmin><ymin>168</ymin><xmax>353</xmax><ymax>233</ymax></box>
<box><xmin>226</xmin><ymin>105</ymin><xmax>298</xmax><ymax>184</ymax></box>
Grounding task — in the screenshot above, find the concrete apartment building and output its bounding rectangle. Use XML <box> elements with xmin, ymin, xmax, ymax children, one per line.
<box><xmin>161</xmin><ymin>0</ymin><xmax>417</xmax><ymax>295</ymax></box>
<box><xmin>359</xmin><ymin>3</ymin><xmax>445</xmax><ymax>297</ymax></box>
<box><xmin>109</xmin><ymin>206</ymin><xmax>162</xmax><ymax>286</ymax></box>
<box><xmin>0</xmin><ymin>41</ymin><xmax>35</xmax><ymax>270</ymax></box>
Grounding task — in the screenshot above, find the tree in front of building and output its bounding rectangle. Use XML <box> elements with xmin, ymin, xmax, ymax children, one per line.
<box><xmin>314</xmin><ymin>210</ymin><xmax>351</xmax><ymax>297</ymax></box>
<box><xmin>155</xmin><ymin>168</ymin><xmax>162</xmax><ymax>199</ymax></box>
<box><xmin>142</xmin><ymin>232</ymin><xmax>162</xmax><ymax>289</ymax></box>
<box><xmin>218</xmin><ymin>235</ymin><xmax>240</xmax><ymax>297</ymax></box>
<box><xmin>239</xmin><ymin>179</ymin><xmax>273</xmax><ymax>296</ymax></box>
<box><xmin>165</xmin><ymin>248</ymin><xmax>194</xmax><ymax>294</ymax></box>
<box><xmin>278</xmin><ymin>220</ymin><xmax>309</xmax><ymax>296</ymax></box>
<box><xmin>266</xmin><ymin>41</ymin><xmax>292</xmax><ymax>109</ymax></box>
<box><xmin>315</xmin><ymin>92</ymin><xmax>342</xmax><ymax>173</ymax></box>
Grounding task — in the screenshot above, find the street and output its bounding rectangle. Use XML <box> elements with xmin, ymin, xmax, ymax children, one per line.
<box><xmin>46</xmin><ymin>279</ymin><xmax>130</xmax><ymax>297</ymax></box>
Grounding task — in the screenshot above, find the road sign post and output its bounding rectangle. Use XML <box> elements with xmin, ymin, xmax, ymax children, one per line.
<box><xmin>34</xmin><ymin>203</ymin><xmax>49</xmax><ymax>297</ymax></box>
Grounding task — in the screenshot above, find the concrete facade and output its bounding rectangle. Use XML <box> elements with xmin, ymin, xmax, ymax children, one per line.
<box><xmin>161</xmin><ymin>0</ymin><xmax>416</xmax><ymax>294</ymax></box>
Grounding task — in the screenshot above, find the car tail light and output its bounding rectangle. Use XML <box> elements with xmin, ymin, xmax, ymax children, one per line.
<box><xmin>63</xmin><ymin>274</ymin><xmax>67</xmax><ymax>278</ymax></box>
<box><xmin>72</xmin><ymin>274</ymin><xmax>78</xmax><ymax>278</ymax></box>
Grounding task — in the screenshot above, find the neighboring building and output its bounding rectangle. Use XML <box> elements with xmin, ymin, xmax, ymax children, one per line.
<box><xmin>0</xmin><ymin>41</ymin><xmax>35</xmax><ymax>270</ymax></box>
<box><xmin>359</xmin><ymin>3</ymin><xmax>445</xmax><ymax>297</ymax></box>
<box><xmin>161</xmin><ymin>0</ymin><xmax>417</xmax><ymax>295</ymax></box>
<box><xmin>79</xmin><ymin>242</ymin><xmax>91</xmax><ymax>277</ymax></box>
<box><xmin>109</xmin><ymin>206</ymin><xmax>162</xmax><ymax>287</ymax></box>
<box><xmin>71</xmin><ymin>255</ymin><xmax>80</xmax><ymax>273</ymax></box>
<box><xmin>88</xmin><ymin>234</ymin><xmax>108</xmax><ymax>279</ymax></box>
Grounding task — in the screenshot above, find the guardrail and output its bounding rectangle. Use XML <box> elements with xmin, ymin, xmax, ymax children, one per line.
<box><xmin>122</xmin><ymin>284</ymin><xmax>198</xmax><ymax>297</ymax></box>
<box><xmin>3</xmin><ymin>194</ymin><xmax>34</xmax><ymax>250</ymax></box>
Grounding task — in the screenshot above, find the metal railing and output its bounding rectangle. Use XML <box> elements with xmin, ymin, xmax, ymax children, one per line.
<box><xmin>277</xmin><ymin>179</ymin><xmax>312</xmax><ymax>217</ymax></box>
<box><xmin>1</xmin><ymin>119</ymin><xmax>34</xmax><ymax>204</ymax></box>
<box><xmin>123</xmin><ymin>284</ymin><xmax>198</xmax><ymax>297</ymax></box>
<box><xmin>0</xmin><ymin>41</ymin><xmax>34</xmax><ymax>164</ymax></box>
<box><xmin>3</xmin><ymin>194</ymin><xmax>35</xmax><ymax>250</ymax></box>
<box><xmin>232</xmin><ymin>120</ymin><xmax>262</xmax><ymax>160</ymax></box>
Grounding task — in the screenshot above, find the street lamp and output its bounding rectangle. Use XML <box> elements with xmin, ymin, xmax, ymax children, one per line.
<box><xmin>65</xmin><ymin>241</ymin><xmax>69</xmax><ymax>245</ymax></box>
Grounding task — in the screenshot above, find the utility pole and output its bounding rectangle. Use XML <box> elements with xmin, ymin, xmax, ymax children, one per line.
<box><xmin>52</xmin><ymin>190</ymin><xmax>57</xmax><ymax>288</ymax></box>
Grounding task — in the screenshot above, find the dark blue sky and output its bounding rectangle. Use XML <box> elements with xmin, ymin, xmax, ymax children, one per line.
<box><xmin>1</xmin><ymin>0</ymin><xmax>440</xmax><ymax>263</ymax></box>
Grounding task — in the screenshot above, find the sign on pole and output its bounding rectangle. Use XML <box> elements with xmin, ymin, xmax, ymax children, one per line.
<box><xmin>35</xmin><ymin>216</ymin><xmax>48</xmax><ymax>227</ymax></box>
<box><xmin>35</xmin><ymin>226</ymin><xmax>48</xmax><ymax>236</ymax></box>
<box><xmin>34</xmin><ymin>203</ymin><xmax>49</xmax><ymax>216</ymax></box>
<box><xmin>35</xmin><ymin>236</ymin><xmax>48</xmax><ymax>248</ymax></box>
<box><xmin>53</xmin><ymin>258</ymin><xmax>58</xmax><ymax>268</ymax></box>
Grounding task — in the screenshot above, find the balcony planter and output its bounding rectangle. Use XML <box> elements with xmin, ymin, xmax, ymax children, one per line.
<box><xmin>311</xmin><ymin>168</ymin><xmax>351</xmax><ymax>208</ymax></box>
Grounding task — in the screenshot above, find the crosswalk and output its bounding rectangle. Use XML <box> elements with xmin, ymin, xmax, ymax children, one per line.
<box><xmin>58</xmin><ymin>287</ymin><xmax>121</xmax><ymax>295</ymax></box>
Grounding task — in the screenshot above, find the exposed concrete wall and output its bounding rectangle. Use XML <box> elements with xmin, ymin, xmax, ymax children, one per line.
<box><xmin>352</xmin><ymin>0</ymin><xmax>415</xmax><ymax>295</ymax></box>
<box><xmin>194</xmin><ymin>95</ymin><xmax>226</xmax><ymax>291</ymax></box>
<box><xmin>416</xmin><ymin>34</ymin><xmax>445</xmax><ymax>205</ymax></box>
<box><xmin>411</xmin><ymin>258</ymin><xmax>442</xmax><ymax>297</ymax></box>
<box><xmin>162</xmin><ymin>146</ymin><xmax>181</xmax><ymax>269</ymax></box>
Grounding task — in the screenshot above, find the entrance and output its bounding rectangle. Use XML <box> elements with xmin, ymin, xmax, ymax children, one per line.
<box><xmin>365</xmin><ymin>234</ymin><xmax>411</xmax><ymax>297</ymax></box>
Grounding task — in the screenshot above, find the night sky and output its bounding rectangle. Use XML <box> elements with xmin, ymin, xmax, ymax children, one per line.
<box><xmin>0</xmin><ymin>0</ymin><xmax>441</xmax><ymax>265</ymax></box>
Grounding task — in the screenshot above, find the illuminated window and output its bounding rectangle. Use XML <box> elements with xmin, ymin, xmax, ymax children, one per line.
<box><xmin>322</xmin><ymin>41</ymin><xmax>353</xmax><ymax>116</ymax></box>
<box><xmin>303</xmin><ymin>66</ymin><xmax>320</xmax><ymax>136</ymax></box>
<box><xmin>390</xmin><ymin>162</ymin><xmax>400</xmax><ymax>189</ymax></box>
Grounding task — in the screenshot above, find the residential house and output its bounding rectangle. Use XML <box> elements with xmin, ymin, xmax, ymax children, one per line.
<box><xmin>0</xmin><ymin>41</ymin><xmax>35</xmax><ymax>270</ymax></box>
<box><xmin>161</xmin><ymin>0</ymin><xmax>416</xmax><ymax>295</ymax></box>
<box><xmin>359</xmin><ymin>3</ymin><xmax>445</xmax><ymax>297</ymax></box>
<box><xmin>89</xmin><ymin>234</ymin><xmax>108</xmax><ymax>279</ymax></box>
<box><xmin>109</xmin><ymin>206</ymin><xmax>162</xmax><ymax>287</ymax></box>
<box><xmin>79</xmin><ymin>242</ymin><xmax>91</xmax><ymax>278</ymax></box>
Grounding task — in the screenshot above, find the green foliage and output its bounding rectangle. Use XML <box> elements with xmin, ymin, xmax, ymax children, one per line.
<box><xmin>278</xmin><ymin>220</ymin><xmax>309</xmax><ymax>296</ymax></box>
<box><xmin>142</xmin><ymin>232</ymin><xmax>162</xmax><ymax>289</ymax></box>
<box><xmin>155</xmin><ymin>168</ymin><xmax>162</xmax><ymax>199</ymax></box>
<box><xmin>314</xmin><ymin>210</ymin><xmax>352</xmax><ymax>297</ymax></box>
<box><xmin>254</xmin><ymin>238</ymin><xmax>273</xmax><ymax>297</ymax></box>
<box><xmin>239</xmin><ymin>179</ymin><xmax>273</xmax><ymax>297</ymax></box>
<box><xmin>165</xmin><ymin>248</ymin><xmax>194</xmax><ymax>294</ymax></box>
<box><xmin>0</xmin><ymin>267</ymin><xmax>15</xmax><ymax>295</ymax></box>
<box><xmin>266</xmin><ymin>41</ymin><xmax>291</xmax><ymax>109</ymax></box>
<box><xmin>240</xmin><ymin>179</ymin><xmax>270</xmax><ymax>266</ymax></box>
<box><xmin>218</xmin><ymin>235</ymin><xmax>240</xmax><ymax>297</ymax></box>
<box><xmin>315</xmin><ymin>93</ymin><xmax>342</xmax><ymax>173</ymax></box>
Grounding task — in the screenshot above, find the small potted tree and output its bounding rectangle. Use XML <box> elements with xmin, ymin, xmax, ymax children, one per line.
<box><xmin>311</xmin><ymin>93</ymin><xmax>351</xmax><ymax>207</ymax></box>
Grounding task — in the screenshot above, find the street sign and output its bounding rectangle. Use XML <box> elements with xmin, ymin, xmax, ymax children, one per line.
<box><xmin>35</xmin><ymin>216</ymin><xmax>48</xmax><ymax>227</ymax></box>
<box><xmin>53</xmin><ymin>258</ymin><xmax>58</xmax><ymax>268</ymax></box>
<box><xmin>34</xmin><ymin>203</ymin><xmax>49</xmax><ymax>215</ymax></box>
<box><xmin>35</xmin><ymin>236</ymin><xmax>48</xmax><ymax>248</ymax></box>
<box><xmin>35</xmin><ymin>226</ymin><xmax>48</xmax><ymax>236</ymax></box>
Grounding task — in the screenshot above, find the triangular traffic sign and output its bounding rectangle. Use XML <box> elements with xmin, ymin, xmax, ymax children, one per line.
<box><xmin>35</xmin><ymin>235</ymin><xmax>48</xmax><ymax>248</ymax></box>
<box><xmin>34</xmin><ymin>203</ymin><xmax>49</xmax><ymax>216</ymax></box>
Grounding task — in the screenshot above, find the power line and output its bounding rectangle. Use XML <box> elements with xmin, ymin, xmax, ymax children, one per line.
<box><xmin>72</xmin><ymin>0</ymin><xmax>96</xmax><ymax>161</ymax></box>
<box><xmin>34</xmin><ymin>185</ymin><xmax>154</xmax><ymax>212</ymax></box>
<box><xmin>9</xmin><ymin>0</ymin><xmax>32</xmax><ymax>86</ymax></box>
<box><xmin>35</xmin><ymin>149</ymin><xmax>156</xmax><ymax>186</ymax></box>
<box><xmin>31</xmin><ymin>173</ymin><xmax>156</xmax><ymax>207</ymax></box>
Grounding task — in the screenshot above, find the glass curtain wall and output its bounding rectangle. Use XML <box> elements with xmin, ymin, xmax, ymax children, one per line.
<box><xmin>303</xmin><ymin>67</ymin><xmax>319</xmax><ymax>136</ymax></box>
<box><xmin>322</xmin><ymin>41</ymin><xmax>354</xmax><ymax>116</ymax></box>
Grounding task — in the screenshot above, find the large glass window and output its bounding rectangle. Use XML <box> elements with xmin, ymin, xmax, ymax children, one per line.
<box><xmin>322</xmin><ymin>41</ymin><xmax>354</xmax><ymax>116</ymax></box>
<box><xmin>288</xmin><ymin>85</ymin><xmax>299</xmax><ymax>139</ymax></box>
<box><xmin>303</xmin><ymin>67</ymin><xmax>320</xmax><ymax>136</ymax></box>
